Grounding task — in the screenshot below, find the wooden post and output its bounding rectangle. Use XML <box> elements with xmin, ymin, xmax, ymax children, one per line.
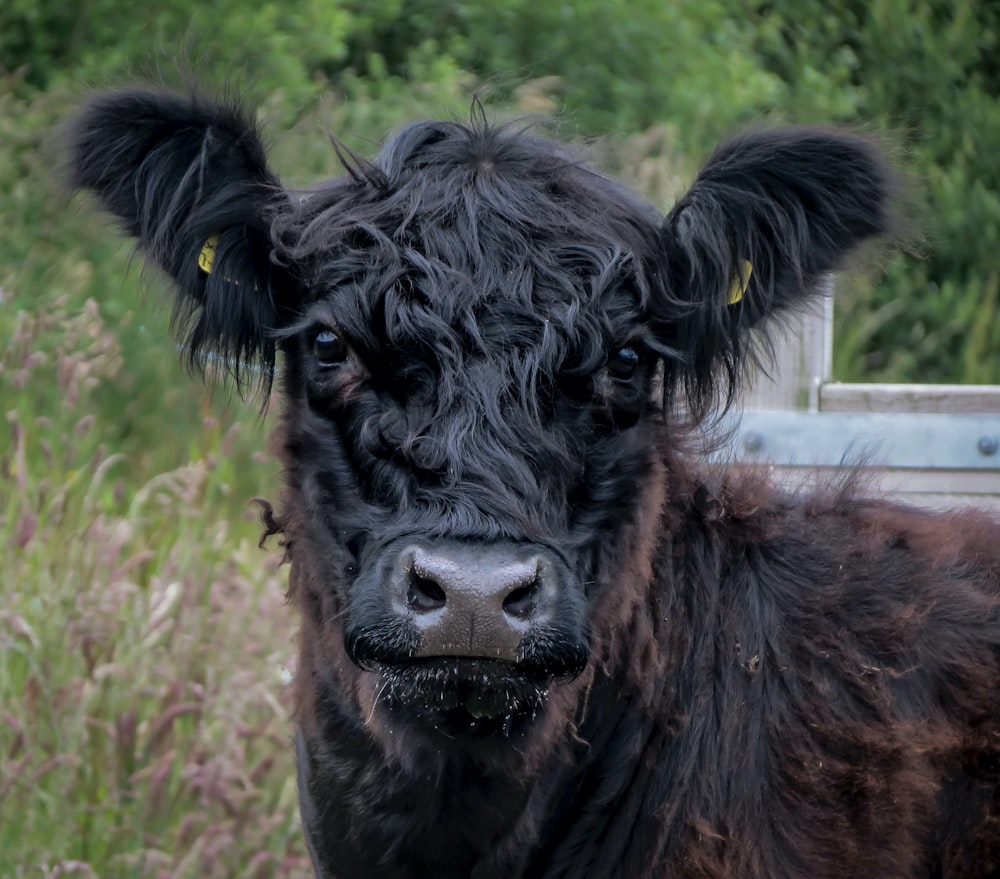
<box><xmin>741</xmin><ymin>280</ymin><xmax>833</xmax><ymax>412</ymax></box>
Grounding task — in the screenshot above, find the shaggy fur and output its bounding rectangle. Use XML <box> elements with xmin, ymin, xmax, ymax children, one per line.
<box><xmin>69</xmin><ymin>88</ymin><xmax>1000</xmax><ymax>879</ymax></box>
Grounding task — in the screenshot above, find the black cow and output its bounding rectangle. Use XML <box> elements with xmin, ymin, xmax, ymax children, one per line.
<box><xmin>69</xmin><ymin>89</ymin><xmax>1000</xmax><ymax>879</ymax></box>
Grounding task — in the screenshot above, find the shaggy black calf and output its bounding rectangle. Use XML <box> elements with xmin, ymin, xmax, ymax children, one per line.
<box><xmin>69</xmin><ymin>89</ymin><xmax>1000</xmax><ymax>879</ymax></box>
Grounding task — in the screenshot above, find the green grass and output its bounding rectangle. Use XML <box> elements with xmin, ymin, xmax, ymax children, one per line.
<box><xmin>1</xmin><ymin>298</ymin><xmax>308</xmax><ymax>878</ymax></box>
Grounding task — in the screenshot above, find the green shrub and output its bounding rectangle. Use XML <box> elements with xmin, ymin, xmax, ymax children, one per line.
<box><xmin>0</xmin><ymin>0</ymin><xmax>353</xmax><ymax>121</ymax></box>
<box><xmin>342</xmin><ymin>0</ymin><xmax>786</xmax><ymax>146</ymax></box>
<box><xmin>748</xmin><ymin>0</ymin><xmax>1000</xmax><ymax>382</ymax></box>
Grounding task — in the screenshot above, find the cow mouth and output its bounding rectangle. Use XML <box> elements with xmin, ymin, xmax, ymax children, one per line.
<box><xmin>372</xmin><ymin>658</ymin><xmax>551</xmax><ymax>738</ymax></box>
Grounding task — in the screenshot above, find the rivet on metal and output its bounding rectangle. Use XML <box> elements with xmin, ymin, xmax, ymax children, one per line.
<box><xmin>977</xmin><ymin>435</ymin><xmax>999</xmax><ymax>457</ymax></box>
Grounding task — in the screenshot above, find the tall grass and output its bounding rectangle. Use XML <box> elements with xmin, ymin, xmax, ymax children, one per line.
<box><xmin>1</xmin><ymin>298</ymin><xmax>309</xmax><ymax>877</ymax></box>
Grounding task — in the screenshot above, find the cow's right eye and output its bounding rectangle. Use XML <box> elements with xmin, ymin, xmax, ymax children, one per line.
<box><xmin>313</xmin><ymin>330</ymin><xmax>348</xmax><ymax>366</ymax></box>
<box><xmin>607</xmin><ymin>346</ymin><xmax>640</xmax><ymax>380</ymax></box>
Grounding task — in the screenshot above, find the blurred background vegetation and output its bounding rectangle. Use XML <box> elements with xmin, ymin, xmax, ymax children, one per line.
<box><xmin>3</xmin><ymin>0</ymin><xmax>998</xmax><ymax>395</ymax></box>
<box><xmin>1</xmin><ymin>2</ymin><xmax>997</xmax><ymax>876</ymax></box>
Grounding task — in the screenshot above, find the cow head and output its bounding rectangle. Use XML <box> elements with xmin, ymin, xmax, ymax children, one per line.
<box><xmin>70</xmin><ymin>90</ymin><xmax>894</xmax><ymax>748</ymax></box>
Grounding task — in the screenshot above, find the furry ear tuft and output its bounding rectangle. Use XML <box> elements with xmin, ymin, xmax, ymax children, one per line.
<box><xmin>69</xmin><ymin>88</ymin><xmax>292</xmax><ymax>394</ymax></box>
<box><xmin>656</xmin><ymin>127</ymin><xmax>898</xmax><ymax>419</ymax></box>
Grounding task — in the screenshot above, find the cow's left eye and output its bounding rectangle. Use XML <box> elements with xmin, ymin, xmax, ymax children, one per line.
<box><xmin>607</xmin><ymin>346</ymin><xmax>640</xmax><ymax>380</ymax></box>
<box><xmin>313</xmin><ymin>329</ymin><xmax>348</xmax><ymax>366</ymax></box>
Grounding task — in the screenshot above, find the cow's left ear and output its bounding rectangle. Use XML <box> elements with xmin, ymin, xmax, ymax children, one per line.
<box><xmin>655</xmin><ymin>127</ymin><xmax>896</xmax><ymax>417</ymax></box>
<box><xmin>69</xmin><ymin>88</ymin><xmax>293</xmax><ymax>392</ymax></box>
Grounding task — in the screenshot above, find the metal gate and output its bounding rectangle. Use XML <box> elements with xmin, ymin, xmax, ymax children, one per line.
<box><xmin>724</xmin><ymin>294</ymin><xmax>1000</xmax><ymax>510</ymax></box>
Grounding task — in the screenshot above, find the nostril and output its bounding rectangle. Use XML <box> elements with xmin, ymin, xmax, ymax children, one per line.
<box><xmin>502</xmin><ymin>576</ymin><xmax>540</xmax><ymax>621</ymax></box>
<box><xmin>407</xmin><ymin>570</ymin><xmax>447</xmax><ymax>613</ymax></box>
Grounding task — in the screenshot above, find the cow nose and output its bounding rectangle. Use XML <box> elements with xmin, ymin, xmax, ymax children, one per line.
<box><xmin>396</xmin><ymin>545</ymin><xmax>553</xmax><ymax>662</ymax></box>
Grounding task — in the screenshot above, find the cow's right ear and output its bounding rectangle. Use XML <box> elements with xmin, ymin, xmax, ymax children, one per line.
<box><xmin>69</xmin><ymin>88</ymin><xmax>291</xmax><ymax>389</ymax></box>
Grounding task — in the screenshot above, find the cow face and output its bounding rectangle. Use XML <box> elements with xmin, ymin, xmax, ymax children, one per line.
<box><xmin>69</xmin><ymin>90</ymin><xmax>893</xmax><ymax>744</ymax></box>
<box><xmin>269</xmin><ymin>127</ymin><xmax>671</xmax><ymax>738</ymax></box>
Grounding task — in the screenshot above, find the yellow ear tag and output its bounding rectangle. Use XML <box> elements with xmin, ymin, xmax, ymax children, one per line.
<box><xmin>728</xmin><ymin>260</ymin><xmax>753</xmax><ymax>305</ymax></box>
<box><xmin>198</xmin><ymin>235</ymin><xmax>219</xmax><ymax>274</ymax></box>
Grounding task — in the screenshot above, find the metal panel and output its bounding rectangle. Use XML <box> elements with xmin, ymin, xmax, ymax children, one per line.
<box><xmin>725</xmin><ymin>411</ymin><xmax>1000</xmax><ymax>471</ymax></box>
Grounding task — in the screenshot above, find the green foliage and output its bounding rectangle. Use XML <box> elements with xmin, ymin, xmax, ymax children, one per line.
<box><xmin>748</xmin><ymin>0</ymin><xmax>1000</xmax><ymax>381</ymax></box>
<box><xmin>0</xmin><ymin>0</ymin><xmax>353</xmax><ymax>120</ymax></box>
<box><xmin>342</xmin><ymin>0</ymin><xmax>786</xmax><ymax>145</ymax></box>
<box><xmin>1</xmin><ymin>297</ymin><xmax>303</xmax><ymax>877</ymax></box>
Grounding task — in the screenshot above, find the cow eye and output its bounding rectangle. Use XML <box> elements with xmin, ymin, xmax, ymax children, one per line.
<box><xmin>607</xmin><ymin>346</ymin><xmax>640</xmax><ymax>379</ymax></box>
<box><xmin>313</xmin><ymin>329</ymin><xmax>348</xmax><ymax>366</ymax></box>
